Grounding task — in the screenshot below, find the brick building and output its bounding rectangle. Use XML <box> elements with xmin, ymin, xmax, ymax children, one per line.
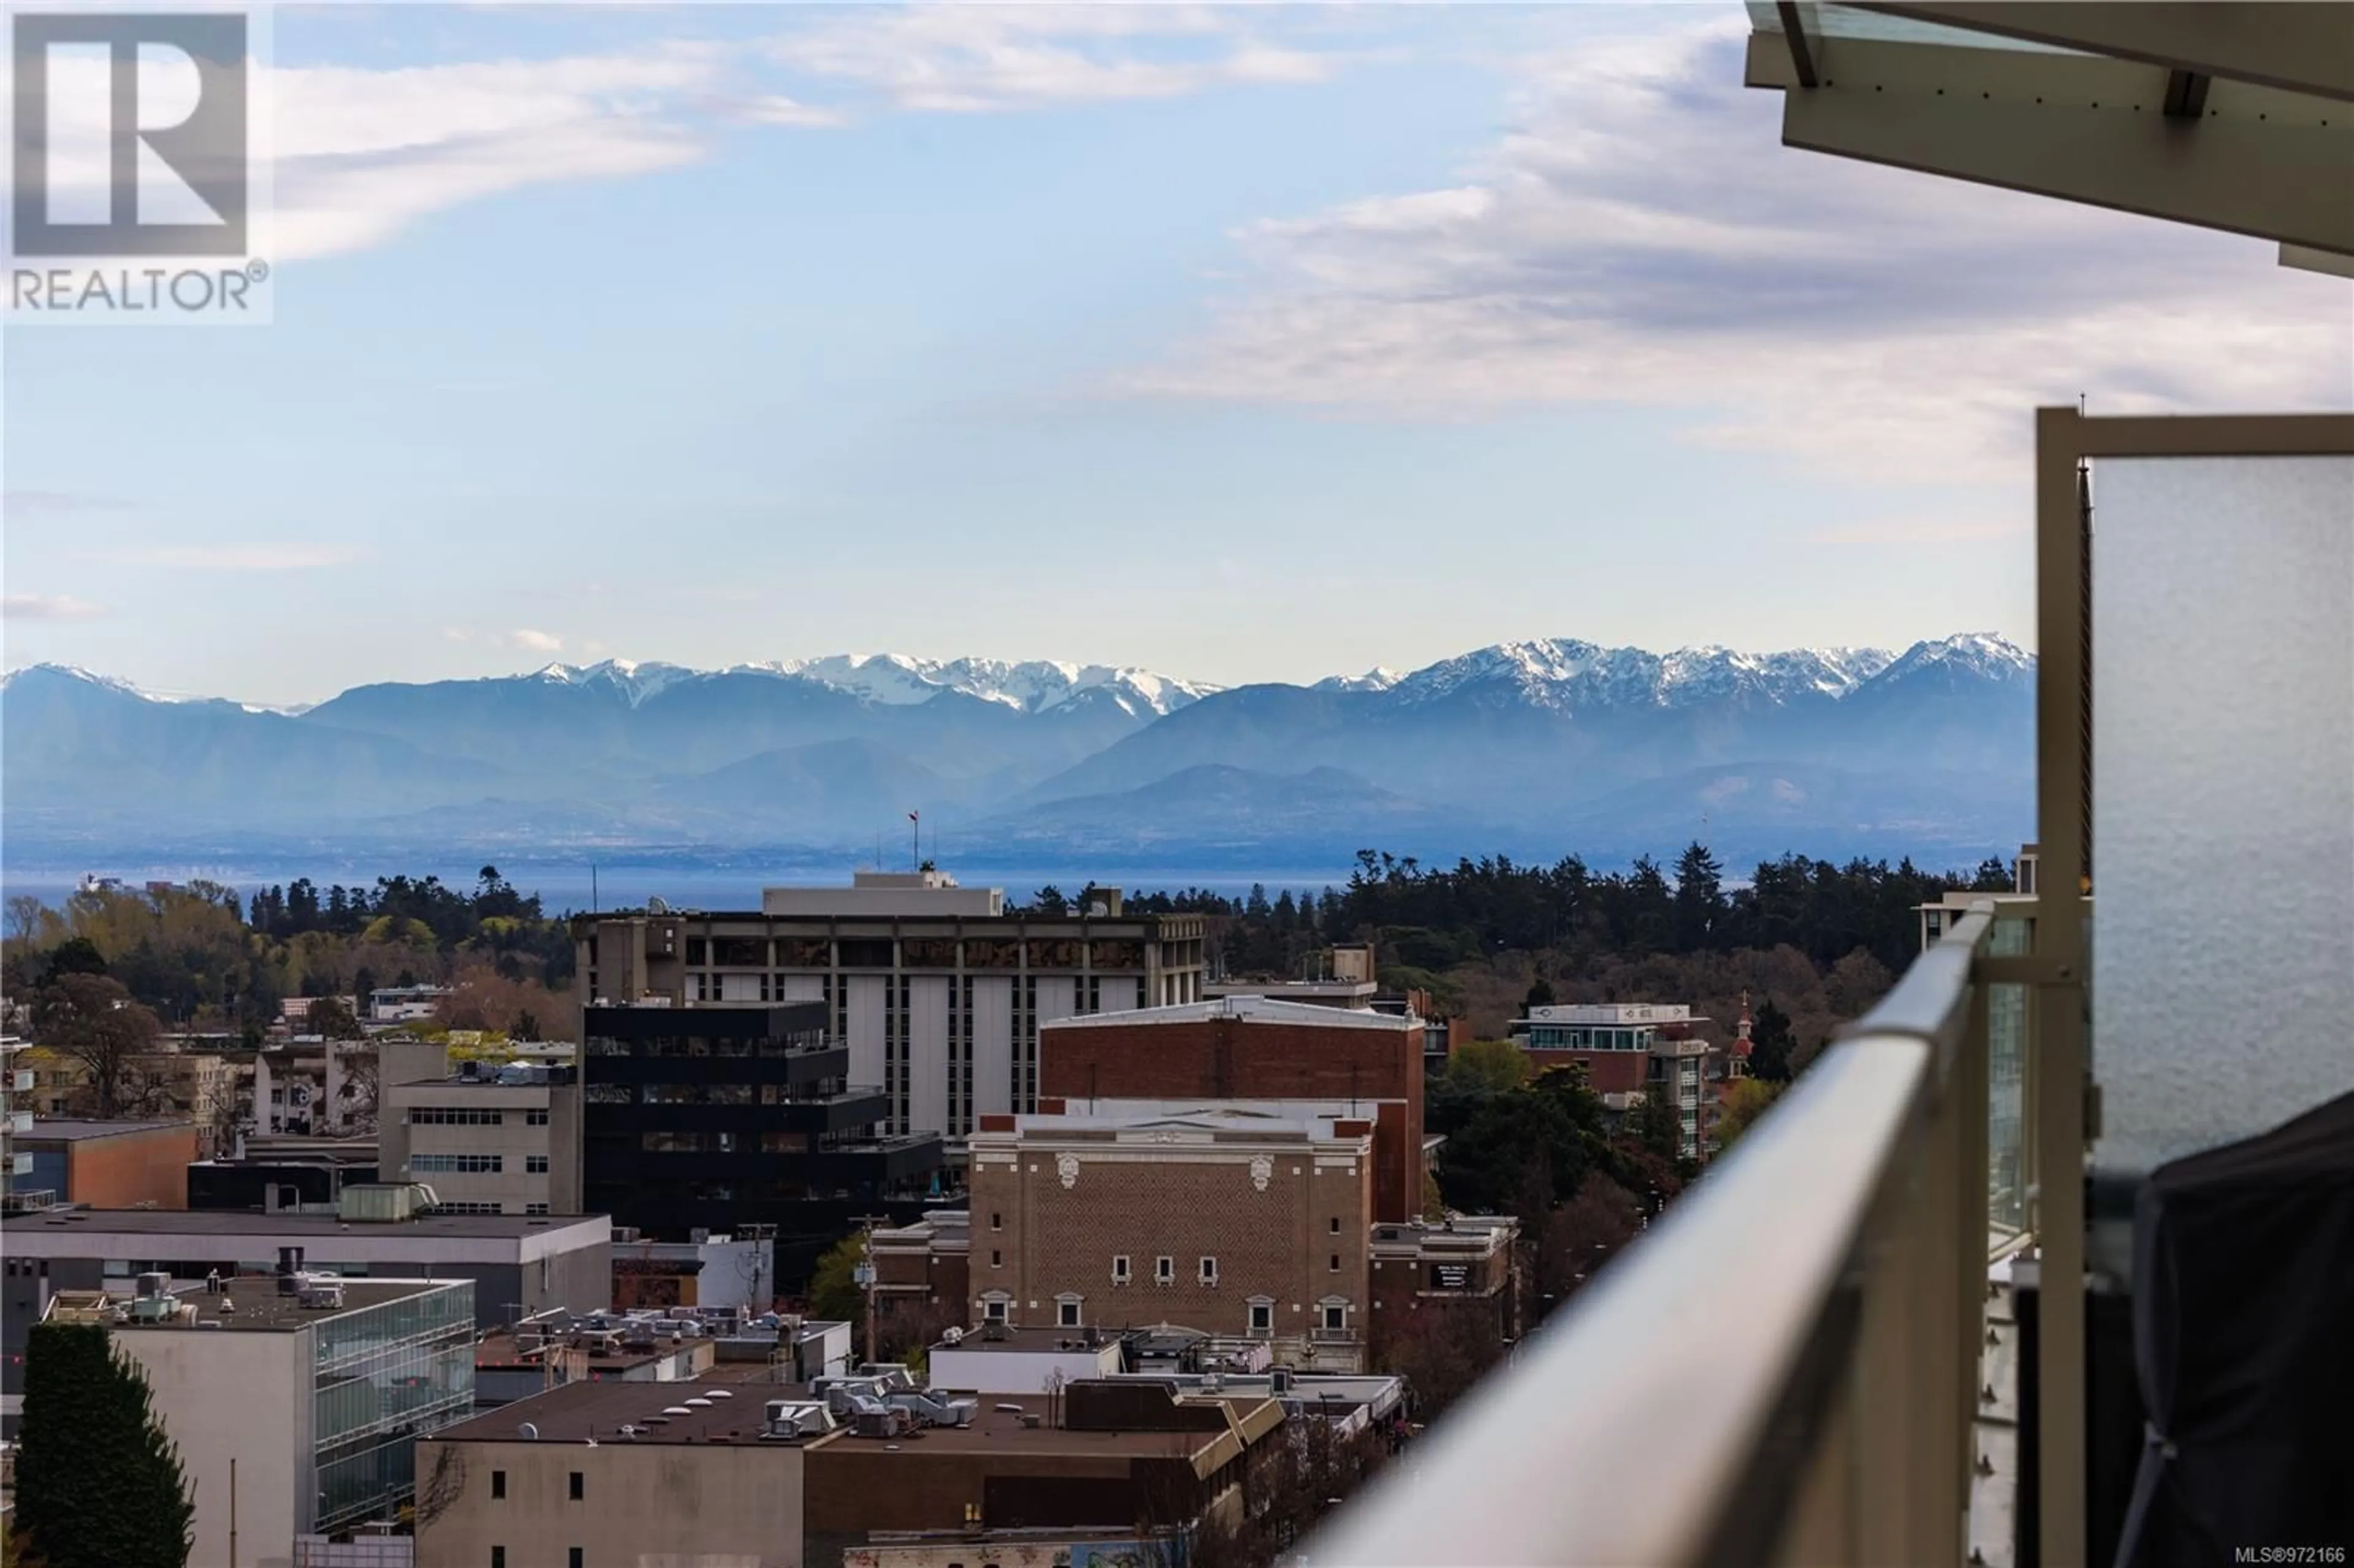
<box><xmin>968</xmin><ymin>1106</ymin><xmax>1377</xmax><ymax>1370</ymax></box>
<box><xmin>1038</xmin><ymin>997</ymin><xmax>1426</xmax><ymax>1223</ymax></box>
<box><xmin>870</xmin><ymin>1208</ymin><xmax>970</xmax><ymax>1315</ymax></box>
<box><xmin>13</xmin><ymin>1119</ymin><xmax>199</xmax><ymax>1209</ymax></box>
<box><xmin>1367</xmin><ymin>1215</ymin><xmax>1523</xmax><ymax>1351</ymax></box>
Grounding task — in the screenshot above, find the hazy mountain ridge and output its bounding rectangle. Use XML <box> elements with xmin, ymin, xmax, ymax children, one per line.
<box><xmin>1</xmin><ymin>634</ymin><xmax>2035</xmax><ymax>867</ymax></box>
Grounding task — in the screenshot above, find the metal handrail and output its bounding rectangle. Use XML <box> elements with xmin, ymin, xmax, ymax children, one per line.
<box><xmin>1310</xmin><ymin>908</ymin><xmax>1996</xmax><ymax>1567</ymax></box>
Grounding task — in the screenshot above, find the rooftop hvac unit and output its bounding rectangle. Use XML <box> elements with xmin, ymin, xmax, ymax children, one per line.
<box><xmin>853</xmin><ymin>1406</ymin><xmax>914</xmax><ymax>1439</ymax></box>
<box><xmin>299</xmin><ymin>1282</ymin><xmax>345</xmax><ymax>1311</ymax></box>
<box><xmin>761</xmin><ymin>1401</ymin><xmax>836</xmax><ymax>1441</ymax></box>
<box><xmin>135</xmin><ymin>1271</ymin><xmax>170</xmax><ymax>1299</ymax></box>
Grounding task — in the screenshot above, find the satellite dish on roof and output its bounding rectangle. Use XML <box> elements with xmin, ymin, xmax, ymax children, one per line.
<box><xmin>647</xmin><ymin>896</ymin><xmax>670</xmax><ymax>915</ymax></box>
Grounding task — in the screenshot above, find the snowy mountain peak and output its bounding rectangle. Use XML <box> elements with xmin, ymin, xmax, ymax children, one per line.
<box><xmin>3</xmin><ymin>661</ymin><xmax>151</xmax><ymax>699</ymax></box>
<box><xmin>0</xmin><ymin>661</ymin><xmax>306</xmax><ymax>714</ymax></box>
<box><xmin>1874</xmin><ymin>632</ymin><xmax>2035</xmax><ymax>683</ymax></box>
<box><xmin>1377</xmin><ymin>637</ymin><xmax>1930</xmax><ymax>713</ymax></box>
<box><xmin>1315</xmin><ymin>667</ymin><xmax>1403</xmax><ymax>693</ymax></box>
<box><xmin>748</xmin><ymin>654</ymin><xmax>1220</xmax><ymax>717</ymax></box>
<box><xmin>533</xmin><ymin>659</ymin><xmax>700</xmax><ymax>705</ymax></box>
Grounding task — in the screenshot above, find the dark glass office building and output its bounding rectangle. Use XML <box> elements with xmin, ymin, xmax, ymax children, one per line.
<box><xmin>582</xmin><ymin>1003</ymin><xmax>947</xmax><ymax>1288</ymax></box>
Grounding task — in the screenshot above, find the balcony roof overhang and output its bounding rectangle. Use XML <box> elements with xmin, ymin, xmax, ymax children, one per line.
<box><xmin>1744</xmin><ymin>1</ymin><xmax>2354</xmax><ymax>272</ymax></box>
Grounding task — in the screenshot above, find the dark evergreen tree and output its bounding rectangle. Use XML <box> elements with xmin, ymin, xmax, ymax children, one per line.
<box><xmin>1671</xmin><ymin>840</ymin><xmax>1726</xmax><ymax>951</ymax></box>
<box><xmin>44</xmin><ymin>936</ymin><xmax>107</xmax><ymax>978</ymax></box>
<box><xmin>1749</xmin><ymin>998</ymin><xmax>1798</xmax><ymax>1083</ymax></box>
<box><xmin>12</xmin><ymin>1322</ymin><xmax>194</xmax><ymax>1568</ymax></box>
<box><xmin>1523</xmin><ymin>978</ymin><xmax>1556</xmax><ymax>1012</ymax></box>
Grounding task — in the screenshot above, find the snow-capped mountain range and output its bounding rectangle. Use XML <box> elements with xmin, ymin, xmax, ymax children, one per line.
<box><xmin>528</xmin><ymin>655</ymin><xmax>1221</xmax><ymax>718</ymax></box>
<box><xmin>1</xmin><ymin>633</ymin><xmax>2035</xmax><ymax>869</ymax></box>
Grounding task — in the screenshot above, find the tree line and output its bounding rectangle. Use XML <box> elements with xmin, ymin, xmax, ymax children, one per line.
<box><xmin>1111</xmin><ymin>843</ymin><xmax>2010</xmax><ymax>980</ymax></box>
<box><xmin>1</xmin><ymin>867</ymin><xmax>580</xmax><ymax>1083</ymax></box>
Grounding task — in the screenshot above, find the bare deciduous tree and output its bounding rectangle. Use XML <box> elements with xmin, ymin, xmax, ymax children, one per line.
<box><xmin>31</xmin><ymin>974</ymin><xmax>162</xmax><ymax>1119</ymax></box>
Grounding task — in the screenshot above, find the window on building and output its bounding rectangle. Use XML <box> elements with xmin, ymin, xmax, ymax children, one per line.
<box><xmin>525</xmin><ymin>1203</ymin><xmax>550</xmax><ymax>1216</ymax></box>
<box><xmin>1329</xmin><ymin>1254</ymin><xmax>1341</xmax><ymax>1271</ymax></box>
<box><xmin>527</xmin><ymin>1155</ymin><xmax>550</xmax><ymax>1174</ymax></box>
<box><xmin>1154</xmin><ymin>1255</ymin><xmax>1175</xmax><ymax>1285</ymax></box>
<box><xmin>1198</xmin><ymin>1257</ymin><xmax>1218</xmax><ymax>1285</ymax></box>
<box><xmin>491</xmin><ymin>1471</ymin><xmax>506</xmax><ymax>1499</ymax></box>
<box><xmin>527</xmin><ymin>1109</ymin><xmax>549</xmax><ymax>1125</ymax></box>
<box><xmin>1322</xmin><ymin>1303</ymin><xmax>1348</xmax><ymax>1333</ymax></box>
<box><xmin>990</xmin><ymin>1212</ymin><xmax>1002</xmax><ymax>1230</ymax></box>
<box><xmin>569</xmin><ymin>1471</ymin><xmax>584</xmax><ymax>1501</ymax></box>
<box><xmin>412</xmin><ymin>1153</ymin><xmax>504</xmax><ymax>1174</ymax></box>
<box><xmin>569</xmin><ymin>1551</ymin><xmax>584</xmax><ymax>1568</ymax></box>
<box><xmin>990</xmin><ymin>1250</ymin><xmax>1002</xmax><ymax>1268</ymax></box>
<box><xmin>1248</xmin><ymin>1302</ymin><xmax>1273</xmax><ymax>1334</ymax></box>
<box><xmin>1112</xmin><ymin>1255</ymin><xmax>1130</xmax><ymax>1284</ymax></box>
<box><xmin>1328</xmin><ymin>1217</ymin><xmax>1340</xmax><ymax>1234</ymax></box>
<box><xmin>1057</xmin><ymin>1298</ymin><xmax>1082</xmax><ymax>1328</ymax></box>
<box><xmin>984</xmin><ymin>1298</ymin><xmax>1008</xmax><ymax>1323</ymax></box>
<box><xmin>492</xmin><ymin>1550</ymin><xmax>506</xmax><ymax>1568</ymax></box>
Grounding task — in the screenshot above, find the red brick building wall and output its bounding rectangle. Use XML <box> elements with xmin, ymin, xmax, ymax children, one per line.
<box><xmin>969</xmin><ymin>1129</ymin><xmax>1374</xmax><ymax>1342</ymax></box>
<box><xmin>1039</xmin><ymin>1016</ymin><xmax>1425</xmax><ymax>1222</ymax></box>
<box><xmin>55</xmin><ymin>1124</ymin><xmax>199</xmax><ymax>1209</ymax></box>
<box><xmin>1521</xmin><ymin>1050</ymin><xmax>1648</xmax><ymax>1095</ymax></box>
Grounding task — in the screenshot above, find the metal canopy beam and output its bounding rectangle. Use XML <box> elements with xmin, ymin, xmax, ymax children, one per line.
<box><xmin>1851</xmin><ymin>2</ymin><xmax>2354</xmax><ymax>103</ymax></box>
<box><xmin>2282</xmin><ymin>243</ymin><xmax>2354</xmax><ymax>279</ymax></box>
<box><xmin>1745</xmin><ymin>34</ymin><xmax>2354</xmax><ymax>256</ymax></box>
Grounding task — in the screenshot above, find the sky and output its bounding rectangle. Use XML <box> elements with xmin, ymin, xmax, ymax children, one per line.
<box><xmin>4</xmin><ymin>2</ymin><xmax>2348</xmax><ymax>709</ymax></box>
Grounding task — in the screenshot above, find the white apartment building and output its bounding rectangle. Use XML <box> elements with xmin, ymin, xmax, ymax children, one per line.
<box><xmin>574</xmin><ymin>871</ymin><xmax>1209</xmax><ymax>1139</ymax></box>
<box><xmin>1509</xmin><ymin>1003</ymin><xmax>1716</xmax><ymax>1162</ymax></box>
<box><xmin>1917</xmin><ymin>843</ymin><xmax>2040</xmax><ymax>951</ymax></box>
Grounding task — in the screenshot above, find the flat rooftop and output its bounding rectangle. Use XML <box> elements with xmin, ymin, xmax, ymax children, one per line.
<box><xmin>436</xmin><ymin>1379</ymin><xmax>1260</xmax><ymax>1458</ymax></box>
<box><xmin>20</xmin><ymin>1119</ymin><xmax>193</xmax><ymax>1142</ymax></box>
<box><xmin>115</xmin><ymin>1277</ymin><xmax>464</xmax><ymax>1333</ymax></box>
<box><xmin>1042</xmin><ymin>996</ymin><xmax>1420</xmax><ymax>1032</ymax></box>
<box><xmin>925</xmin><ymin>1326</ymin><xmax>1125</xmax><ymax>1356</ymax></box>
<box><xmin>435</xmin><ymin>1379</ymin><xmax>793</xmax><ymax>1445</ymax></box>
<box><xmin>8</xmin><ymin>1208</ymin><xmax>606</xmax><ymax>1240</ymax></box>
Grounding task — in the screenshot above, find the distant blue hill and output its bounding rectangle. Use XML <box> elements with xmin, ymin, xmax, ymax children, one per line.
<box><xmin>0</xmin><ymin>634</ymin><xmax>2033</xmax><ymax>870</ymax></box>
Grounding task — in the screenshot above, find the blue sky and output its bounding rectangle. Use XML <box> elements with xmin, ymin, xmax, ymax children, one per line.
<box><xmin>6</xmin><ymin>2</ymin><xmax>2346</xmax><ymax>707</ymax></box>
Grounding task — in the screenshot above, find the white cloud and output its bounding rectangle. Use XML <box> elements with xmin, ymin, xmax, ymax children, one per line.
<box><xmin>1119</xmin><ymin>21</ymin><xmax>2353</xmax><ymax>478</ymax></box>
<box><xmin>768</xmin><ymin>5</ymin><xmax>1336</xmax><ymax>114</ymax></box>
<box><xmin>267</xmin><ymin>48</ymin><xmax>729</xmax><ymax>261</ymax></box>
<box><xmin>4</xmin><ymin>490</ymin><xmax>132</xmax><ymax>517</ymax></box>
<box><xmin>112</xmin><ymin>543</ymin><xmax>362</xmax><ymax>571</ymax></box>
<box><xmin>192</xmin><ymin>10</ymin><xmax>1352</xmax><ymax>262</ymax></box>
<box><xmin>446</xmin><ymin>625</ymin><xmax>564</xmax><ymax>652</ymax></box>
<box><xmin>2</xmin><ymin>594</ymin><xmax>107</xmax><ymax>622</ymax></box>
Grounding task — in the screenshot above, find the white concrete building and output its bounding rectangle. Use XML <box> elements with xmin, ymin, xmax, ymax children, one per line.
<box><xmin>81</xmin><ymin>1275</ymin><xmax>476</xmax><ymax>1568</ymax></box>
<box><xmin>379</xmin><ymin>1060</ymin><xmax>583</xmax><ymax>1217</ymax></box>
<box><xmin>575</xmin><ymin>872</ymin><xmax>1209</xmax><ymax>1138</ymax></box>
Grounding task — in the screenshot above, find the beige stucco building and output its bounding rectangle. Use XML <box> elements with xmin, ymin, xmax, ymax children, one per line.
<box><xmin>379</xmin><ymin>1060</ymin><xmax>583</xmax><ymax>1217</ymax></box>
<box><xmin>415</xmin><ymin>1380</ymin><xmax>810</xmax><ymax>1568</ymax></box>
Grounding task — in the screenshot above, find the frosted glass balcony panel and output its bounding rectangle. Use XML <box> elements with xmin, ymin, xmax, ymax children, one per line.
<box><xmin>2092</xmin><ymin>455</ymin><xmax>2354</xmax><ymax>1174</ymax></box>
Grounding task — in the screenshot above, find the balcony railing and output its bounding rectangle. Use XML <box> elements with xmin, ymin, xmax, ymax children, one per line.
<box><xmin>1313</xmin><ymin>904</ymin><xmax>2008</xmax><ymax>1567</ymax></box>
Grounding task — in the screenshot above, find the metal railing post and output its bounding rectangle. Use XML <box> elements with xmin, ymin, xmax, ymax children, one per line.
<box><xmin>2035</xmin><ymin>406</ymin><xmax>2091</xmax><ymax>1568</ymax></box>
